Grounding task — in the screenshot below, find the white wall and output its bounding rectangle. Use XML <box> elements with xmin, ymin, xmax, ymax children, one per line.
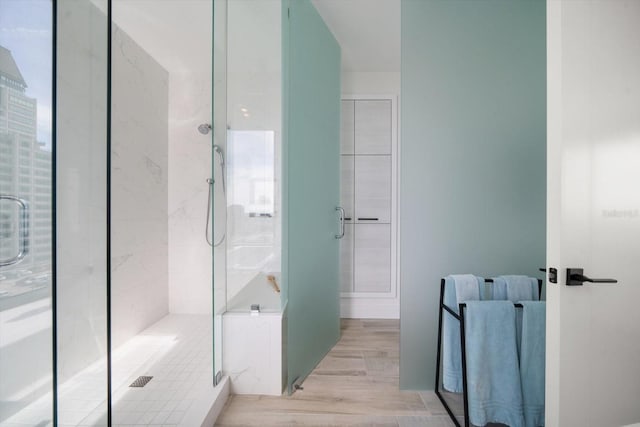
<box><xmin>342</xmin><ymin>71</ymin><xmax>400</xmax><ymax>96</ymax></box>
<box><xmin>111</xmin><ymin>25</ymin><xmax>170</xmax><ymax>348</ymax></box>
<box><xmin>340</xmin><ymin>71</ymin><xmax>400</xmax><ymax>319</ymax></box>
<box><xmin>167</xmin><ymin>71</ymin><xmax>216</xmax><ymax>314</ymax></box>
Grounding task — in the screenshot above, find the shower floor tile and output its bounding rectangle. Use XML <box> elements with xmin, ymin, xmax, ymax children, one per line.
<box><xmin>1</xmin><ymin>314</ymin><xmax>215</xmax><ymax>427</ymax></box>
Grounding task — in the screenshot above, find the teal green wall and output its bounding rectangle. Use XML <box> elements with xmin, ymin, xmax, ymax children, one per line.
<box><xmin>400</xmin><ymin>0</ymin><xmax>546</xmax><ymax>390</ymax></box>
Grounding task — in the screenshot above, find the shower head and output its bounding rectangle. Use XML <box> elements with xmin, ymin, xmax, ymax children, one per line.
<box><xmin>198</xmin><ymin>123</ymin><xmax>212</xmax><ymax>135</ymax></box>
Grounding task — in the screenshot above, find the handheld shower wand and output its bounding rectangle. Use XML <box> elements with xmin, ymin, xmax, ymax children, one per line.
<box><xmin>199</xmin><ymin>123</ymin><xmax>227</xmax><ymax>247</ymax></box>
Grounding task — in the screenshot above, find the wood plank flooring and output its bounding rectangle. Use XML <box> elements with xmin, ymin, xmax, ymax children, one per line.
<box><xmin>215</xmin><ymin>319</ymin><xmax>456</xmax><ymax>426</ymax></box>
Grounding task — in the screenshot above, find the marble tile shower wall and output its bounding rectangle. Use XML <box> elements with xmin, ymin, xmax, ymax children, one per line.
<box><xmin>167</xmin><ymin>71</ymin><xmax>220</xmax><ymax>315</ymax></box>
<box><xmin>112</xmin><ymin>25</ymin><xmax>169</xmax><ymax>348</ymax></box>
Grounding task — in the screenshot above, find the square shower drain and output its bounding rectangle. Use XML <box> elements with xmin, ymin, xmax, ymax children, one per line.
<box><xmin>129</xmin><ymin>376</ymin><xmax>153</xmax><ymax>388</ymax></box>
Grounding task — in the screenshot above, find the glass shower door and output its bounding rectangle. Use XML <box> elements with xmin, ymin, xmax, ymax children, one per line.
<box><xmin>110</xmin><ymin>0</ymin><xmax>218</xmax><ymax>424</ymax></box>
<box><xmin>0</xmin><ymin>1</ymin><xmax>54</xmax><ymax>424</ymax></box>
<box><xmin>56</xmin><ymin>0</ymin><xmax>109</xmax><ymax>424</ymax></box>
<box><xmin>283</xmin><ymin>0</ymin><xmax>341</xmax><ymax>393</ymax></box>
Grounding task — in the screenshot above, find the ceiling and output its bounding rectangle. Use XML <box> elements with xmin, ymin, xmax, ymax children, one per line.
<box><xmin>109</xmin><ymin>0</ymin><xmax>212</xmax><ymax>73</ymax></box>
<box><xmin>99</xmin><ymin>0</ymin><xmax>400</xmax><ymax>74</ymax></box>
<box><xmin>311</xmin><ymin>0</ymin><xmax>401</xmax><ymax>73</ymax></box>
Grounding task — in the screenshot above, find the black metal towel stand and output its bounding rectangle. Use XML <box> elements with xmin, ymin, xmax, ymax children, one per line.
<box><xmin>434</xmin><ymin>277</ymin><xmax>543</xmax><ymax>427</ymax></box>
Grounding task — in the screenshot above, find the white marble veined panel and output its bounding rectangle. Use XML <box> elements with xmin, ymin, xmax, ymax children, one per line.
<box><xmin>168</xmin><ymin>71</ymin><xmax>216</xmax><ymax>315</ymax></box>
<box><xmin>112</xmin><ymin>24</ymin><xmax>170</xmax><ymax>348</ymax></box>
<box><xmin>222</xmin><ymin>312</ymin><xmax>283</xmax><ymax>396</ymax></box>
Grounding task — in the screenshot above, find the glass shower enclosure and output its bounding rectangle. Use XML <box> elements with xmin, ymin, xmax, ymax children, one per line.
<box><xmin>0</xmin><ymin>0</ymin><xmax>223</xmax><ymax>425</ymax></box>
<box><xmin>2</xmin><ymin>0</ymin><xmax>344</xmax><ymax>421</ymax></box>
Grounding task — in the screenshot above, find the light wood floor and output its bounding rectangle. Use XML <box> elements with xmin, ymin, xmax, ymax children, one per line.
<box><xmin>215</xmin><ymin>319</ymin><xmax>455</xmax><ymax>426</ymax></box>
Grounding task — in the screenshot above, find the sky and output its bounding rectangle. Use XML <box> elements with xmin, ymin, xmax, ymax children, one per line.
<box><xmin>0</xmin><ymin>0</ymin><xmax>52</xmax><ymax>150</ymax></box>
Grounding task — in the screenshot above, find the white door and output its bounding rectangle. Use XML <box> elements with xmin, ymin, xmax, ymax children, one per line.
<box><xmin>546</xmin><ymin>1</ymin><xmax>640</xmax><ymax>426</ymax></box>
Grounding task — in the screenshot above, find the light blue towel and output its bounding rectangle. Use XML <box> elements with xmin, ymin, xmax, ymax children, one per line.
<box><xmin>497</xmin><ymin>275</ymin><xmax>538</xmax><ymax>353</ymax></box>
<box><xmin>519</xmin><ymin>301</ymin><xmax>546</xmax><ymax>427</ymax></box>
<box><xmin>442</xmin><ymin>274</ymin><xmax>482</xmax><ymax>392</ymax></box>
<box><xmin>492</xmin><ymin>275</ymin><xmax>539</xmax><ymax>301</ymax></box>
<box><xmin>465</xmin><ymin>301</ymin><xmax>525</xmax><ymax>427</ymax></box>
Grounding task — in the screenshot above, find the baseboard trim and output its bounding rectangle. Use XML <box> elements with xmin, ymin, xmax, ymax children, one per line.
<box><xmin>340</xmin><ymin>298</ymin><xmax>400</xmax><ymax>319</ymax></box>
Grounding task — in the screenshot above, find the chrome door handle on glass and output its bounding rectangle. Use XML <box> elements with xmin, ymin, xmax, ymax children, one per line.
<box><xmin>335</xmin><ymin>207</ymin><xmax>345</xmax><ymax>239</ymax></box>
<box><xmin>0</xmin><ymin>195</ymin><xmax>30</xmax><ymax>267</ymax></box>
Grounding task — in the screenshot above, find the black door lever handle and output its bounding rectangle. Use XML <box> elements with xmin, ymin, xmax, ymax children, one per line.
<box><xmin>566</xmin><ymin>268</ymin><xmax>618</xmax><ymax>286</ymax></box>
